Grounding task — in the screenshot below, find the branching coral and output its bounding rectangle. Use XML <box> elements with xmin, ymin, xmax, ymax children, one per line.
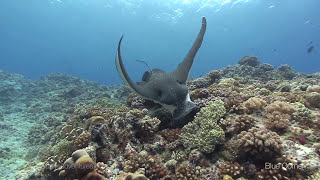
<box><xmin>190</xmin><ymin>88</ymin><xmax>209</xmax><ymax>100</ymax></box>
<box><xmin>292</xmin><ymin>102</ymin><xmax>312</xmax><ymax>122</ymax></box>
<box><xmin>237</xmin><ymin>127</ymin><xmax>283</xmax><ymax>158</ymax></box>
<box><xmin>219</xmin><ymin>161</ymin><xmax>244</xmax><ymax>179</ymax></box>
<box><xmin>266</xmin><ymin>101</ymin><xmax>296</xmax><ymax>115</ymax></box>
<box><xmin>230</xmin><ymin>115</ymin><xmax>255</xmax><ymax>133</ymax></box>
<box><xmin>134</xmin><ymin>115</ymin><xmax>161</xmax><ymax>140</ymax></box>
<box><xmin>159</xmin><ymin>128</ymin><xmax>181</xmax><ymax>143</ymax></box>
<box><xmin>264</xmin><ymin>101</ymin><xmax>296</xmax><ymax>132</ymax></box>
<box><xmin>175</xmin><ymin>163</ymin><xmax>200</xmax><ymax>180</ymax></box>
<box><xmin>180</xmin><ymin>100</ymin><xmax>226</xmax><ymax>153</ymax></box>
<box><xmin>265</xmin><ymin>111</ymin><xmax>291</xmax><ymax>132</ymax></box>
<box><xmin>241</xmin><ymin>97</ymin><xmax>267</xmax><ymax>114</ymax></box>
<box><xmin>116</xmin><ymin>172</ymin><xmax>148</xmax><ymax>180</ymax></box>
<box><xmin>257</xmin><ymin>167</ymin><xmax>295</xmax><ymax>180</ymax></box>
<box><xmin>124</xmin><ymin>152</ymin><xmax>166</xmax><ymax>180</ymax></box>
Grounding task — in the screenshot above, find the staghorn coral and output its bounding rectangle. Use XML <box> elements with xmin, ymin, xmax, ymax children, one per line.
<box><xmin>124</xmin><ymin>152</ymin><xmax>166</xmax><ymax>180</ymax></box>
<box><xmin>237</xmin><ymin>127</ymin><xmax>283</xmax><ymax>158</ymax></box>
<box><xmin>219</xmin><ymin>161</ymin><xmax>244</xmax><ymax>179</ymax></box>
<box><xmin>180</xmin><ymin>100</ymin><xmax>225</xmax><ymax>153</ymax></box>
<box><xmin>241</xmin><ymin>97</ymin><xmax>267</xmax><ymax>114</ymax></box>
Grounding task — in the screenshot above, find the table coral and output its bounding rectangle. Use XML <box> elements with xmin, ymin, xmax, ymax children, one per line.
<box><xmin>180</xmin><ymin>100</ymin><xmax>226</xmax><ymax>153</ymax></box>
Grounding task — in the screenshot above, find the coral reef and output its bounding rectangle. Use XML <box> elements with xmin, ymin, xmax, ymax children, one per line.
<box><xmin>264</xmin><ymin>101</ymin><xmax>296</xmax><ymax>132</ymax></box>
<box><xmin>219</xmin><ymin>161</ymin><xmax>244</xmax><ymax>179</ymax></box>
<box><xmin>230</xmin><ymin>115</ymin><xmax>255</xmax><ymax>133</ymax></box>
<box><xmin>237</xmin><ymin>127</ymin><xmax>283</xmax><ymax>158</ymax></box>
<box><xmin>238</xmin><ymin>56</ymin><xmax>260</xmax><ymax>67</ymax></box>
<box><xmin>175</xmin><ymin>163</ymin><xmax>200</xmax><ymax>180</ymax></box>
<box><xmin>116</xmin><ymin>172</ymin><xmax>148</xmax><ymax>180</ymax></box>
<box><xmin>123</xmin><ymin>152</ymin><xmax>166</xmax><ymax>180</ymax></box>
<box><xmin>241</xmin><ymin>97</ymin><xmax>267</xmax><ymax>114</ymax></box>
<box><xmin>2</xmin><ymin>56</ymin><xmax>320</xmax><ymax>180</ymax></box>
<box><xmin>180</xmin><ymin>100</ymin><xmax>226</xmax><ymax>153</ymax></box>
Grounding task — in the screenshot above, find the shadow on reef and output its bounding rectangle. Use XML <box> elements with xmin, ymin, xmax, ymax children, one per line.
<box><xmin>12</xmin><ymin>56</ymin><xmax>320</xmax><ymax>180</ymax></box>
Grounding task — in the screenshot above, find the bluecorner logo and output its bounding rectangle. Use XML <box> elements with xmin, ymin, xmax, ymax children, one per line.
<box><xmin>265</xmin><ymin>162</ymin><xmax>305</xmax><ymax>170</ymax></box>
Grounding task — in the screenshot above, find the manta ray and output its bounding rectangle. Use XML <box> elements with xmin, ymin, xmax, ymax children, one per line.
<box><xmin>115</xmin><ymin>17</ymin><xmax>207</xmax><ymax>120</ymax></box>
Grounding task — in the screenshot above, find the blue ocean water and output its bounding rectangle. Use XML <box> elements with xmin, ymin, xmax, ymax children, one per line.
<box><xmin>0</xmin><ymin>0</ymin><xmax>319</xmax><ymax>85</ymax></box>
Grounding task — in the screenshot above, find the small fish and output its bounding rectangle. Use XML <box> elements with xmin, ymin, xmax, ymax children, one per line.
<box><xmin>307</xmin><ymin>46</ymin><xmax>314</xmax><ymax>53</ymax></box>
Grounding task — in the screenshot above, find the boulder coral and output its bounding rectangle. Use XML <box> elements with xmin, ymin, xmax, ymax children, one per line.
<box><xmin>59</xmin><ymin>149</ymin><xmax>106</xmax><ymax>180</ymax></box>
<box><xmin>180</xmin><ymin>99</ymin><xmax>226</xmax><ymax>153</ymax></box>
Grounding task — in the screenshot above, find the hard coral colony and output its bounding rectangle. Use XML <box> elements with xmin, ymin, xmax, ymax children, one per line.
<box><xmin>11</xmin><ymin>18</ymin><xmax>320</xmax><ymax>180</ymax></box>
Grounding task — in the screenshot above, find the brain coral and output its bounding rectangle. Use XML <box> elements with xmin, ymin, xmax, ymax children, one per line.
<box><xmin>180</xmin><ymin>99</ymin><xmax>226</xmax><ymax>153</ymax></box>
